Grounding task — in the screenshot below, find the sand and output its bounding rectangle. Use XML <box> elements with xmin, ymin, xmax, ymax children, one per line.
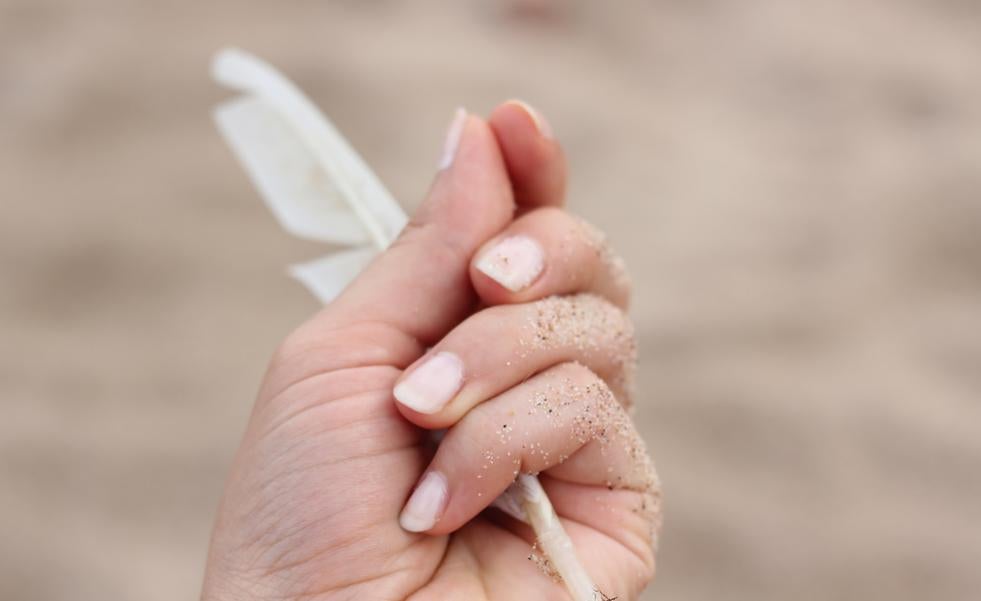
<box><xmin>1</xmin><ymin>1</ymin><xmax>980</xmax><ymax>599</ymax></box>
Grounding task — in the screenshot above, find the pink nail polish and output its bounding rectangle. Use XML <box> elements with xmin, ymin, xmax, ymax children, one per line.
<box><xmin>475</xmin><ymin>235</ymin><xmax>545</xmax><ymax>292</ymax></box>
<box><xmin>399</xmin><ymin>471</ymin><xmax>448</xmax><ymax>532</ymax></box>
<box><xmin>393</xmin><ymin>352</ymin><xmax>464</xmax><ymax>414</ymax></box>
<box><xmin>438</xmin><ymin>108</ymin><xmax>467</xmax><ymax>170</ymax></box>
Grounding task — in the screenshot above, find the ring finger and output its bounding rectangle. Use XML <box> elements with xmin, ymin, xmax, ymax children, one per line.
<box><xmin>398</xmin><ymin>362</ymin><xmax>660</xmax><ymax>593</ymax></box>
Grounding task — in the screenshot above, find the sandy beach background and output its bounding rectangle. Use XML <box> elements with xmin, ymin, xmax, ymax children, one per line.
<box><xmin>2</xmin><ymin>1</ymin><xmax>980</xmax><ymax>599</ymax></box>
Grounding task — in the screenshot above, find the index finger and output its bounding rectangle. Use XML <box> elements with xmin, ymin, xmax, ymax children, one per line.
<box><xmin>490</xmin><ymin>100</ymin><xmax>567</xmax><ymax>208</ymax></box>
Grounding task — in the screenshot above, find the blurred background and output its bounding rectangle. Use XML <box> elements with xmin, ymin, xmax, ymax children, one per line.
<box><xmin>2</xmin><ymin>1</ymin><xmax>980</xmax><ymax>599</ymax></box>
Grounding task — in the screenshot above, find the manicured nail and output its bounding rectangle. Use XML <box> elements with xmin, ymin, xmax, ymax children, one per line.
<box><xmin>400</xmin><ymin>471</ymin><xmax>448</xmax><ymax>532</ymax></box>
<box><xmin>393</xmin><ymin>351</ymin><xmax>464</xmax><ymax>414</ymax></box>
<box><xmin>475</xmin><ymin>235</ymin><xmax>545</xmax><ymax>292</ymax></box>
<box><xmin>438</xmin><ymin>107</ymin><xmax>467</xmax><ymax>170</ymax></box>
<box><xmin>509</xmin><ymin>99</ymin><xmax>553</xmax><ymax>139</ymax></box>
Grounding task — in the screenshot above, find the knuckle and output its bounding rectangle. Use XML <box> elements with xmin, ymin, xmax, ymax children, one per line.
<box><xmin>552</xmin><ymin>360</ymin><xmax>604</xmax><ymax>387</ymax></box>
<box><xmin>547</xmin><ymin>362</ymin><xmax>623</xmax><ymax>416</ymax></box>
<box><xmin>569</xmin><ymin>213</ymin><xmax>633</xmax><ymax>303</ymax></box>
<box><xmin>390</xmin><ymin>218</ymin><xmax>469</xmax><ymax>276</ymax></box>
<box><xmin>387</xmin><ymin>217</ymin><xmax>431</xmax><ymax>256</ymax></box>
<box><xmin>526</xmin><ymin>292</ymin><xmax>635</xmax><ymax>352</ymax></box>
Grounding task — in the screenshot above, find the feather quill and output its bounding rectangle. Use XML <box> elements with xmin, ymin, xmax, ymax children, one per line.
<box><xmin>210</xmin><ymin>47</ymin><xmax>596</xmax><ymax>600</ymax></box>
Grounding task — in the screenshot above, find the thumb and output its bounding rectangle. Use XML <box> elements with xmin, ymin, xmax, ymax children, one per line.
<box><xmin>326</xmin><ymin>110</ymin><xmax>515</xmax><ymax>345</ymax></box>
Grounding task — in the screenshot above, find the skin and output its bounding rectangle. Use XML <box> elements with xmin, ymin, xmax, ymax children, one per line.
<box><xmin>201</xmin><ymin>102</ymin><xmax>661</xmax><ymax>601</ymax></box>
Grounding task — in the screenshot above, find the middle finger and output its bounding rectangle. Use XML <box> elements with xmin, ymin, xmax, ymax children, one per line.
<box><xmin>392</xmin><ymin>293</ymin><xmax>636</xmax><ymax>429</ymax></box>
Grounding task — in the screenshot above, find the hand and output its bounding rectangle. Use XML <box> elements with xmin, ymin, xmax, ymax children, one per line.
<box><xmin>201</xmin><ymin>102</ymin><xmax>661</xmax><ymax>601</ymax></box>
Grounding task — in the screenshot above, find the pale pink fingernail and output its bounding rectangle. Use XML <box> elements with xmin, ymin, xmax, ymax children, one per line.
<box><xmin>393</xmin><ymin>351</ymin><xmax>464</xmax><ymax>414</ymax></box>
<box><xmin>475</xmin><ymin>235</ymin><xmax>545</xmax><ymax>292</ymax></box>
<box><xmin>438</xmin><ymin>107</ymin><xmax>467</xmax><ymax>170</ymax></box>
<box><xmin>508</xmin><ymin>99</ymin><xmax>553</xmax><ymax>139</ymax></box>
<box><xmin>399</xmin><ymin>471</ymin><xmax>448</xmax><ymax>532</ymax></box>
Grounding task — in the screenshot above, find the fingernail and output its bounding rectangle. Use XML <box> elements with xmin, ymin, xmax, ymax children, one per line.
<box><xmin>438</xmin><ymin>107</ymin><xmax>467</xmax><ymax>170</ymax></box>
<box><xmin>393</xmin><ymin>351</ymin><xmax>464</xmax><ymax>414</ymax></box>
<box><xmin>400</xmin><ymin>471</ymin><xmax>448</xmax><ymax>532</ymax></box>
<box><xmin>475</xmin><ymin>235</ymin><xmax>545</xmax><ymax>292</ymax></box>
<box><xmin>509</xmin><ymin>99</ymin><xmax>553</xmax><ymax>139</ymax></box>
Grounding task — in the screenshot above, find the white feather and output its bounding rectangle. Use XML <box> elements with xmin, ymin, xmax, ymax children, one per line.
<box><xmin>212</xmin><ymin>48</ymin><xmax>406</xmax><ymax>251</ymax></box>
<box><xmin>214</xmin><ymin>96</ymin><xmax>370</xmax><ymax>246</ymax></box>
<box><xmin>210</xmin><ymin>48</ymin><xmax>595</xmax><ymax>600</ymax></box>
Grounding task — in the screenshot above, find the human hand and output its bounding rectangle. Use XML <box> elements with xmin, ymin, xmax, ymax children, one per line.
<box><xmin>201</xmin><ymin>102</ymin><xmax>661</xmax><ymax>601</ymax></box>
